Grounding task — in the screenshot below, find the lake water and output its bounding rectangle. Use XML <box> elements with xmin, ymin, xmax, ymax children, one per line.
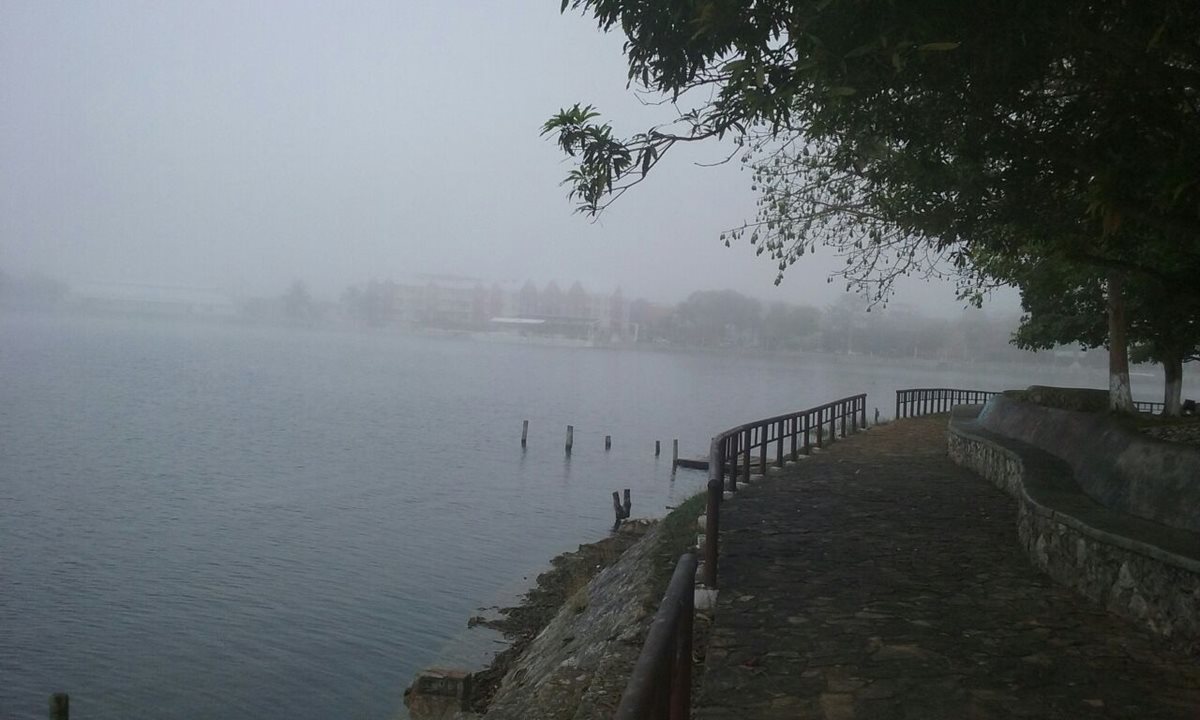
<box><xmin>0</xmin><ymin>313</ymin><xmax>1182</xmax><ymax>719</ymax></box>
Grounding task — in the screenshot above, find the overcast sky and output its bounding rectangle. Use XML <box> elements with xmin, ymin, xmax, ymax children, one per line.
<box><xmin>1</xmin><ymin>1</ymin><xmax>1016</xmax><ymax>314</ymax></box>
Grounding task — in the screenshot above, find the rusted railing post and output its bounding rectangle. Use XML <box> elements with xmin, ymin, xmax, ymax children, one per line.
<box><xmin>741</xmin><ymin>428</ymin><xmax>751</xmax><ymax>485</ymax></box>
<box><xmin>613</xmin><ymin>553</ymin><xmax>699</xmax><ymax>720</ymax></box>
<box><xmin>668</xmin><ymin>561</ymin><xmax>695</xmax><ymax>720</ymax></box>
<box><xmin>705</xmin><ymin>476</ymin><xmax>721</xmax><ymax>587</ymax></box>
<box><xmin>759</xmin><ymin>424</ymin><xmax>768</xmax><ymax>475</ymax></box>
<box><xmin>788</xmin><ymin>416</ymin><xmax>797</xmax><ymax>461</ymax></box>
<box><xmin>728</xmin><ymin>434</ymin><xmax>738</xmax><ymax>492</ymax></box>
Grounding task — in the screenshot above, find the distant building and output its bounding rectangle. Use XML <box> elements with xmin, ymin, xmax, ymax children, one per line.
<box><xmin>338</xmin><ymin>274</ymin><xmax>631</xmax><ymax>341</ymax></box>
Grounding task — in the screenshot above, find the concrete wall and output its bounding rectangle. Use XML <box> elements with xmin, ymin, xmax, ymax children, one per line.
<box><xmin>976</xmin><ymin>396</ymin><xmax>1200</xmax><ymax>533</ymax></box>
<box><xmin>948</xmin><ymin>406</ymin><xmax>1199</xmax><ymax>652</ymax></box>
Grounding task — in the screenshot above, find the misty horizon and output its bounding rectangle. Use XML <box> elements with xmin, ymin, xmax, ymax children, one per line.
<box><xmin>1</xmin><ymin>1</ymin><xmax>1018</xmax><ymax>315</ymax></box>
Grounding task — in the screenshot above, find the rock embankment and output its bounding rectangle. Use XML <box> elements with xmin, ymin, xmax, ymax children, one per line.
<box><xmin>406</xmin><ymin>519</ymin><xmax>667</xmax><ymax>720</ymax></box>
<box><xmin>482</xmin><ymin>522</ymin><xmax>663</xmax><ymax>720</ymax></box>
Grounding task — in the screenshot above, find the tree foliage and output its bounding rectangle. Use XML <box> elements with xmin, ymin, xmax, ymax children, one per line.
<box><xmin>546</xmin><ymin>0</ymin><xmax>1200</xmax><ymax>298</ymax></box>
<box><xmin>547</xmin><ymin>0</ymin><xmax>1200</xmax><ymax>411</ymax></box>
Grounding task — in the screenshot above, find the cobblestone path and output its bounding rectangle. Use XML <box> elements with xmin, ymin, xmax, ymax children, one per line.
<box><xmin>695</xmin><ymin>417</ymin><xmax>1200</xmax><ymax>719</ymax></box>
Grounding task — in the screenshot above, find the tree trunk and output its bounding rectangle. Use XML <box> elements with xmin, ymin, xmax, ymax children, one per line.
<box><xmin>1107</xmin><ymin>272</ymin><xmax>1135</xmax><ymax>412</ymax></box>
<box><xmin>1162</xmin><ymin>350</ymin><xmax>1184</xmax><ymax>416</ymax></box>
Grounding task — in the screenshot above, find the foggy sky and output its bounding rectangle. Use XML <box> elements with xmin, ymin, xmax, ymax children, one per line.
<box><xmin>0</xmin><ymin>1</ymin><xmax>1016</xmax><ymax>314</ymax></box>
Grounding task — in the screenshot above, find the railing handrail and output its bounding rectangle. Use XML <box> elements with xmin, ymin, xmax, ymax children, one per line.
<box><xmin>895</xmin><ymin>388</ymin><xmax>1000</xmax><ymax>419</ymax></box>
<box><xmin>612</xmin><ymin>552</ymin><xmax>698</xmax><ymax>720</ymax></box>
<box><xmin>902</xmin><ymin>388</ymin><xmax>1003</xmax><ymax>393</ymax></box>
<box><xmin>713</xmin><ymin>396</ymin><xmax>865</xmax><ymax>439</ymax></box>
<box><xmin>613</xmin><ymin>393</ymin><xmax>870</xmax><ymax>719</ymax></box>
<box><xmin>896</xmin><ymin>387</ymin><xmax>1168</xmax><ymax>419</ymax></box>
<box><xmin>703</xmin><ymin>393</ymin><xmax>868</xmax><ymax>589</ymax></box>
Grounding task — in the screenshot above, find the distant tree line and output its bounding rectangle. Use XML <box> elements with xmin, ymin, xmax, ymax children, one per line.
<box><xmin>631</xmin><ymin>289</ymin><xmax>1103</xmax><ymax>366</ymax></box>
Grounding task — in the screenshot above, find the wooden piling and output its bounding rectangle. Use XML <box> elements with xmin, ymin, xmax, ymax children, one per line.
<box><xmin>605</xmin><ymin>434</ymin><xmax>611</xmax><ymax>450</ymax></box>
<box><xmin>521</xmin><ymin>420</ymin><xmax>528</xmax><ymax>448</ymax></box>
<box><xmin>655</xmin><ymin>440</ymin><xmax>661</xmax><ymax>456</ymax></box>
<box><xmin>50</xmin><ymin>694</ymin><xmax>68</xmax><ymax>720</ymax></box>
<box><xmin>672</xmin><ymin>439</ymin><xmax>679</xmax><ymax>465</ymax></box>
<box><xmin>566</xmin><ymin>425</ymin><xmax>574</xmax><ymax>454</ymax></box>
<box><xmin>613</xmin><ymin>489</ymin><xmax>632</xmax><ymax>522</ymax></box>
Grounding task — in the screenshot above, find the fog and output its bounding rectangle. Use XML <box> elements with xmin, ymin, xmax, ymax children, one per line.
<box><xmin>0</xmin><ymin>1</ymin><xmax>1011</xmax><ymax>314</ymax></box>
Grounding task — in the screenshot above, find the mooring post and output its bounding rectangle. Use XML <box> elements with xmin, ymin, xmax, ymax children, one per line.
<box><xmin>655</xmin><ymin>440</ymin><xmax>661</xmax><ymax>456</ymax></box>
<box><xmin>605</xmin><ymin>434</ymin><xmax>611</xmax><ymax>450</ymax></box>
<box><xmin>566</xmin><ymin>425</ymin><xmax>573</xmax><ymax>454</ymax></box>
<box><xmin>50</xmin><ymin>694</ymin><xmax>68</xmax><ymax>720</ymax></box>
<box><xmin>612</xmin><ymin>490</ymin><xmax>632</xmax><ymax>522</ymax></box>
<box><xmin>672</xmin><ymin>439</ymin><xmax>678</xmax><ymax>465</ymax></box>
<box><xmin>521</xmin><ymin>420</ymin><xmax>528</xmax><ymax>448</ymax></box>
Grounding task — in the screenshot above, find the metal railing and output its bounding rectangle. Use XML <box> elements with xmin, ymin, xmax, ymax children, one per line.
<box><xmin>612</xmin><ymin>394</ymin><xmax>868</xmax><ymax>719</ymax></box>
<box><xmin>710</xmin><ymin>395</ymin><xmax>867</xmax><ymax>499</ymax></box>
<box><xmin>612</xmin><ymin>553</ymin><xmax>697</xmax><ymax>720</ymax></box>
<box><xmin>702</xmin><ymin>393</ymin><xmax>866</xmax><ymax>586</ymax></box>
<box><xmin>895</xmin><ymin>388</ymin><xmax>999</xmax><ymax>419</ymax></box>
<box><xmin>896</xmin><ymin>388</ymin><xmax>1167</xmax><ymax>418</ymax></box>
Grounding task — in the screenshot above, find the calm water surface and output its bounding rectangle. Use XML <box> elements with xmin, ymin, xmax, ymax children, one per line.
<box><xmin>0</xmin><ymin>313</ymin><xmax>1176</xmax><ymax>719</ymax></box>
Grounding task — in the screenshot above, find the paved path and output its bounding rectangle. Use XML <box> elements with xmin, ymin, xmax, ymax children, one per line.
<box><xmin>695</xmin><ymin>417</ymin><xmax>1200</xmax><ymax>719</ymax></box>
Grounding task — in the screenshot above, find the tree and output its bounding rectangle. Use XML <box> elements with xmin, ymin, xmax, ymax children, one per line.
<box><xmin>762</xmin><ymin>302</ymin><xmax>820</xmax><ymax>351</ymax></box>
<box><xmin>545</xmin><ymin>0</ymin><xmax>1200</xmax><ymax>410</ymax></box>
<box><xmin>1003</xmin><ymin>256</ymin><xmax>1200</xmax><ymax>414</ymax></box>
<box><xmin>283</xmin><ymin>280</ymin><xmax>317</xmax><ymax>324</ymax></box>
<box><xmin>341</xmin><ymin>280</ymin><xmax>397</xmax><ymax>327</ymax></box>
<box><xmin>549</xmin><ymin>1</ymin><xmax>1200</xmax><ymax>236</ymax></box>
<box><xmin>675</xmin><ymin>289</ymin><xmax>762</xmax><ymax>346</ymax></box>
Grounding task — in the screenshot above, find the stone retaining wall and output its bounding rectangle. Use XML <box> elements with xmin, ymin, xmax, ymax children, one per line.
<box><xmin>948</xmin><ymin>412</ymin><xmax>1200</xmax><ymax>652</ymax></box>
<box><xmin>973</xmin><ymin>396</ymin><xmax>1200</xmax><ymax>532</ymax></box>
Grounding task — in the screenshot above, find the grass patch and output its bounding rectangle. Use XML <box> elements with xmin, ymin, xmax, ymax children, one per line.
<box><xmin>645</xmin><ymin>491</ymin><xmax>707</xmax><ymax>611</ymax></box>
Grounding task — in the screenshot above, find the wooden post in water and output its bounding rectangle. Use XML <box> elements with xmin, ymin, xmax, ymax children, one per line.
<box><xmin>521</xmin><ymin>420</ymin><xmax>528</xmax><ymax>448</ymax></box>
<box><xmin>612</xmin><ymin>489</ymin><xmax>632</xmax><ymax>523</ymax></box>
<box><xmin>566</xmin><ymin>425</ymin><xmax>574</xmax><ymax>454</ymax></box>
<box><xmin>605</xmin><ymin>434</ymin><xmax>612</xmax><ymax>450</ymax></box>
<box><xmin>672</xmin><ymin>439</ymin><xmax>678</xmax><ymax>465</ymax></box>
<box><xmin>50</xmin><ymin>694</ymin><xmax>68</xmax><ymax>720</ymax></box>
<box><xmin>655</xmin><ymin>440</ymin><xmax>661</xmax><ymax>456</ymax></box>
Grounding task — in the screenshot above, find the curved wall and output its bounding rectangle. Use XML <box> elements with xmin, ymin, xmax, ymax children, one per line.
<box><xmin>948</xmin><ymin>404</ymin><xmax>1200</xmax><ymax>651</ymax></box>
<box><xmin>975</xmin><ymin>396</ymin><xmax>1200</xmax><ymax>533</ymax></box>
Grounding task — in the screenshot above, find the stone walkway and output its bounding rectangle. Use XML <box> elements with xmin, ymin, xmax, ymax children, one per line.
<box><xmin>695</xmin><ymin>417</ymin><xmax>1200</xmax><ymax>719</ymax></box>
